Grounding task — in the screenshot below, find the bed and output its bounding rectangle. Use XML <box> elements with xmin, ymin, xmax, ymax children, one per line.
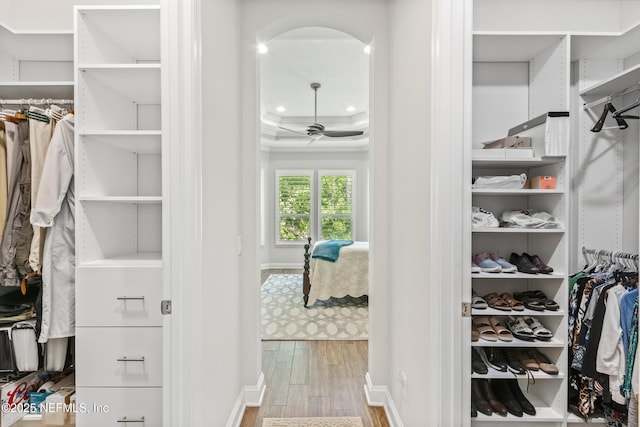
<box><xmin>302</xmin><ymin>237</ymin><xmax>369</xmax><ymax>307</ymax></box>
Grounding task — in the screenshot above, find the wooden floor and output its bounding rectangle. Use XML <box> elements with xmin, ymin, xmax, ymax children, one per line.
<box><xmin>240</xmin><ymin>340</ymin><xmax>389</xmax><ymax>427</ymax></box>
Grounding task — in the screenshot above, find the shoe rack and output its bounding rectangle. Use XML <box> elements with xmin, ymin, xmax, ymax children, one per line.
<box><xmin>469</xmin><ymin>33</ymin><xmax>571</xmax><ymax>424</ymax></box>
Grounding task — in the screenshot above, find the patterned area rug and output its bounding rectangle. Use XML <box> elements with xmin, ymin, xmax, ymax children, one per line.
<box><xmin>261</xmin><ymin>274</ymin><xmax>368</xmax><ymax>340</ymax></box>
<box><xmin>262</xmin><ymin>417</ymin><xmax>364</xmax><ymax>427</ymax></box>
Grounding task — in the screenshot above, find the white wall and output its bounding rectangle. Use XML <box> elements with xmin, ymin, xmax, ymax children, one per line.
<box><xmin>199</xmin><ymin>0</ymin><xmax>245</xmax><ymax>426</ymax></box>
<box><xmin>386</xmin><ymin>0</ymin><xmax>437</xmax><ymax>424</ymax></box>
<box><xmin>474</xmin><ymin>0</ymin><xmax>626</xmax><ymax>32</ymax></box>
<box><xmin>261</xmin><ymin>149</ymin><xmax>369</xmax><ymax>268</ymax></box>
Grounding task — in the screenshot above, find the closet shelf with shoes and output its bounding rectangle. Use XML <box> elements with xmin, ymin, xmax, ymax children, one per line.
<box><xmin>472</xmin><ymin>228</ymin><xmax>565</xmax><ymax>234</ymax></box>
<box><xmin>470</xmin><ymin>71</ymin><xmax>570</xmax><ymax>421</ymax></box>
<box><xmin>473</xmin><ymin>188</ymin><xmax>564</xmax><ymax>195</ymax></box>
<box><xmin>472</xmin><ymin>307</ymin><xmax>565</xmax><ymax>317</ymax></box>
<box><xmin>471</xmin><ymin>271</ymin><xmax>565</xmax><ymax>280</ymax></box>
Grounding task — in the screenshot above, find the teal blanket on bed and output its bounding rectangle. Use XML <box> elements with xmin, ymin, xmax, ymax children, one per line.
<box><xmin>311</xmin><ymin>240</ymin><xmax>354</xmax><ymax>262</ymax></box>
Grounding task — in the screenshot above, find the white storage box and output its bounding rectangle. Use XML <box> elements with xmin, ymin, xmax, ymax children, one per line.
<box><xmin>508</xmin><ymin>111</ymin><xmax>569</xmax><ymax>156</ymax></box>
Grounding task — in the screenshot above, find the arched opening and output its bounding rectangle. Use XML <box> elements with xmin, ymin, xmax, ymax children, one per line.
<box><xmin>253</xmin><ymin>25</ymin><xmax>377</xmax><ymax>421</ymax></box>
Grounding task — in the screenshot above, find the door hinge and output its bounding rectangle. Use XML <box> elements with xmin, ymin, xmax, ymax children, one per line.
<box><xmin>462</xmin><ymin>302</ymin><xmax>471</xmax><ymax>317</ymax></box>
<box><xmin>161</xmin><ymin>300</ymin><xmax>172</xmax><ymax>315</ymax></box>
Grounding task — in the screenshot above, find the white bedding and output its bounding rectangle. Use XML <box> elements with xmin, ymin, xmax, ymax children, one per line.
<box><xmin>308</xmin><ymin>241</ymin><xmax>369</xmax><ymax>306</ymax></box>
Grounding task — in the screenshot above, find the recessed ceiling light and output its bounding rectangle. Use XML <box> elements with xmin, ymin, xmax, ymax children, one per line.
<box><xmin>276</xmin><ymin>105</ymin><xmax>286</xmax><ymax>113</ymax></box>
<box><xmin>346</xmin><ymin>106</ymin><xmax>356</xmax><ymax>113</ymax></box>
<box><xmin>363</xmin><ymin>45</ymin><xmax>371</xmax><ymax>55</ymax></box>
<box><xmin>258</xmin><ymin>43</ymin><xmax>268</xmax><ymax>54</ymax></box>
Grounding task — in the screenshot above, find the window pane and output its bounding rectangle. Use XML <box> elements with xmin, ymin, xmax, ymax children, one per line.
<box><xmin>320</xmin><ymin>175</ymin><xmax>353</xmax><ymax>215</ymax></box>
<box><xmin>278</xmin><ymin>174</ymin><xmax>311</xmax><ymax>241</ymax></box>
<box><xmin>321</xmin><ymin>217</ymin><xmax>352</xmax><ymax>240</ymax></box>
<box><xmin>279</xmin><ymin>176</ymin><xmax>311</xmax><ymax>214</ymax></box>
<box><xmin>280</xmin><ymin>217</ymin><xmax>310</xmax><ymax>241</ymax></box>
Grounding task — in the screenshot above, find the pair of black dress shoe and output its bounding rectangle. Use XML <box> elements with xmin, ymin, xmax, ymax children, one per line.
<box><xmin>509</xmin><ymin>252</ymin><xmax>553</xmax><ymax>274</ymax></box>
<box><xmin>471</xmin><ymin>378</ymin><xmax>536</xmax><ymax>417</ymax></box>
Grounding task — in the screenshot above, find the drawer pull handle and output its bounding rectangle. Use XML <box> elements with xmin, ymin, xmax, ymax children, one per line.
<box><xmin>117</xmin><ymin>356</ymin><xmax>145</xmax><ymax>362</ymax></box>
<box><xmin>117</xmin><ymin>296</ymin><xmax>145</xmax><ymax>301</ymax></box>
<box><xmin>117</xmin><ymin>416</ymin><xmax>145</xmax><ymax>423</ymax></box>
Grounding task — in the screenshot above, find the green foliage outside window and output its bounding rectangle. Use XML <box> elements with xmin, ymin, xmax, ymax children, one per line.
<box><xmin>277</xmin><ymin>173</ymin><xmax>354</xmax><ymax>241</ymax></box>
<box><xmin>278</xmin><ymin>175</ymin><xmax>311</xmax><ymax>240</ymax></box>
<box><xmin>320</xmin><ymin>175</ymin><xmax>353</xmax><ymax>240</ymax></box>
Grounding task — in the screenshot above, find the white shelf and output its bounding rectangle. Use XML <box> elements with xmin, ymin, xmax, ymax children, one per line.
<box><xmin>472</xmin><ymin>228</ymin><xmax>565</xmax><ymax>234</ymax></box>
<box><xmin>473</xmin><ymin>33</ymin><xmax>565</xmax><ymax>62</ymax></box>
<box><xmin>76</xmin><ymin>6</ymin><xmax>160</xmax><ymax>65</ymax></box>
<box><xmin>78</xmin><ymin>252</ymin><xmax>162</xmax><ymax>268</ymax></box>
<box><xmin>471</xmin><ymin>368</ymin><xmax>563</xmax><ymax>380</ymax></box>
<box><xmin>472</xmin><ymin>308</ymin><xmax>565</xmax><ymax>317</ymax></box>
<box><xmin>472</xmin><ymin>407</ymin><xmax>564</xmax><ymax>423</ymax></box>
<box><xmin>566</xmin><ymin>414</ymin><xmax>607</xmax><ymax>424</ymax></box>
<box><xmin>472</xmin><ymin>189</ymin><xmax>563</xmax><ymax>196</ymax></box>
<box><xmin>471</xmin><ymin>338</ymin><xmax>564</xmax><ymax>348</ymax></box>
<box><xmin>79</xmin><ymin>131</ymin><xmax>162</xmax><ymax>155</ymax></box>
<box><xmin>471</xmin><ymin>272</ymin><xmax>565</xmax><ymax>280</ymax></box>
<box><xmin>579</xmin><ymin>63</ymin><xmax>640</xmax><ymax>98</ymax></box>
<box><xmin>78</xmin><ymin>66</ymin><xmax>160</xmax><ymax>104</ymax></box>
<box><xmin>0</xmin><ymin>81</ymin><xmax>74</xmax><ymax>99</ymax></box>
<box><xmin>472</xmin><ymin>157</ymin><xmax>566</xmax><ymax>168</ymax></box>
<box><xmin>80</xmin><ymin>130</ymin><xmax>162</xmax><ymax>136</ymax></box>
<box><xmin>79</xmin><ymin>196</ymin><xmax>162</xmax><ymax>204</ymax></box>
<box><xmin>78</xmin><ymin>63</ymin><xmax>160</xmax><ymax>70</ymax></box>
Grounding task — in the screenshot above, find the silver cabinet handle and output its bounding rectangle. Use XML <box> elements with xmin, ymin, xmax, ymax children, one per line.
<box><xmin>117</xmin><ymin>417</ymin><xmax>145</xmax><ymax>423</ymax></box>
<box><xmin>116</xmin><ymin>296</ymin><xmax>145</xmax><ymax>301</ymax></box>
<box><xmin>117</xmin><ymin>356</ymin><xmax>145</xmax><ymax>362</ymax></box>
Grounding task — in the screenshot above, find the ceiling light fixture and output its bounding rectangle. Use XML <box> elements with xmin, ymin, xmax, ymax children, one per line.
<box><xmin>346</xmin><ymin>106</ymin><xmax>356</xmax><ymax>112</ymax></box>
<box><xmin>276</xmin><ymin>105</ymin><xmax>285</xmax><ymax>113</ymax></box>
<box><xmin>363</xmin><ymin>45</ymin><xmax>371</xmax><ymax>55</ymax></box>
<box><xmin>258</xmin><ymin>43</ymin><xmax>268</xmax><ymax>54</ymax></box>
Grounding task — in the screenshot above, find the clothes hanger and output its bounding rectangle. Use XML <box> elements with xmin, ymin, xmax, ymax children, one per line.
<box><xmin>612</xmin><ymin>84</ymin><xmax>640</xmax><ymax>120</ymax></box>
<box><xmin>26</xmin><ymin>103</ymin><xmax>50</xmax><ymax>124</ymax></box>
<box><xmin>591</xmin><ymin>101</ymin><xmax>629</xmax><ymax>132</ymax></box>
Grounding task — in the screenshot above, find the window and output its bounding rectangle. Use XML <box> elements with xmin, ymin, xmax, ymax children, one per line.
<box><xmin>319</xmin><ymin>171</ymin><xmax>355</xmax><ymax>240</ymax></box>
<box><xmin>276</xmin><ymin>171</ymin><xmax>313</xmax><ymax>243</ymax></box>
<box><xmin>275</xmin><ymin>169</ymin><xmax>356</xmax><ymax>244</ymax></box>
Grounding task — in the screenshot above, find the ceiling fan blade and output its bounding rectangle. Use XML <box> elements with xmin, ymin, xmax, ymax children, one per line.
<box><xmin>307</xmin><ymin>134</ymin><xmax>324</xmax><ymax>144</ymax></box>
<box><xmin>318</xmin><ymin>130</ymin><xmax>364</xmax><ymax>137</ymax></box>
<box><xmin>277</xmin><ymin>125</ymin><xmax>309</xmax><ymax>137</ymax></box>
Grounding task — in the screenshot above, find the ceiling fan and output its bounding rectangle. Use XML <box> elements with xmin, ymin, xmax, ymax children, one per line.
<box><xmin>278</xmin><ymin>82</ymin><xmax>365</xmax><ymax>141</ymax></box>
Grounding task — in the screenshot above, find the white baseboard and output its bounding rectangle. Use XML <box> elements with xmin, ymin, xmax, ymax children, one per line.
<box><xmin>260</xmin><ymin>263</ymin><xmax>304</xmax><ymax>270</ymax></box>
<box><xmin>226</xmin><ymin>373</ymin><xmax>266</xmax><ymax>427</ymax></box>
<box><xmin>365</xmin><ymin>373</ymin><xmax>404</xmax><ymax>427</ymax></box>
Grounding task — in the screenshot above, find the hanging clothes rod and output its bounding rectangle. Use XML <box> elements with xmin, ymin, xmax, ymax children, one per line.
<box><xmin>582</xmin><ymin>246</ymin><xmax>639</xmax><ymax>262</ymax></box>
<box><xmin>582</xmin><ymin>83</ymin><xmax>640</xmax><ymax>111</ymax></box>
<box><xmin>0</xmin><ymin>98</ymin><xmax>74</xmax><ymax>106</ymax></box>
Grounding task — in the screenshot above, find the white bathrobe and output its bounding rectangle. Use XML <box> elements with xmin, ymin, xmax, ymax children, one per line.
<box><xmin>30</xmin><ymin>114</ymin><xmax>75</xmax><ymax>343</ymax></box>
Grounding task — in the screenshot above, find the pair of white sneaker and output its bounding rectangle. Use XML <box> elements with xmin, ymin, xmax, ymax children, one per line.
<box><xmin>472</xmin><ymin>252</ymin><xmax>517</xmax><ymax>273</ymax></box>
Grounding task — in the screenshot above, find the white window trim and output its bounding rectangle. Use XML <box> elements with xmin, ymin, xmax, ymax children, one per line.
<box><xmin>318</xmin><ymin>169</ymin><xmax>357</xmax><ymax>241</ymax></box>
<box><xmin>275</xmin><ymin>169</ymin><xmax>314</xmax><ymax>246</ymax></box>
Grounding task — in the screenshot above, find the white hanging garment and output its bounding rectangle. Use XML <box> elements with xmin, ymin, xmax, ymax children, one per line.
<box><xmin>30</xmin><ymin>114</ymin><xmax>75</xmax><ymax>343</ymax></box>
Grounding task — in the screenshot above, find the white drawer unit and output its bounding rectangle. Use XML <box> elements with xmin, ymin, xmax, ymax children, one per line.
<box><xmin>75</xmin><ymin>327</ymin><xmax>162</xmax><ymax>387</ymax></box>
<box><xmin>76</xmin><ymin>267</ymin><xmax>163</xmax><ymax>327</ymax></box>
<box><xmin>75</xmin><ymin>387</ymin><xmax>162</xmax><ymax>426</ymax></box>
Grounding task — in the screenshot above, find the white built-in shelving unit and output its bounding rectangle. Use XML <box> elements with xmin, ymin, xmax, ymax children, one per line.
<box><xmin>467</xmin><ymin>2</ymin><xmax>640</xmax><ymax>424</ymax></box>
<box><xmin>469</xmin><ymin>29</ymin><xmax>572</xmax><ymax>426</ymax></box>
<box><xmin>74</xmin><ymin>6</ymin><xmax>163</xmax><ymax>425</ymax></box>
